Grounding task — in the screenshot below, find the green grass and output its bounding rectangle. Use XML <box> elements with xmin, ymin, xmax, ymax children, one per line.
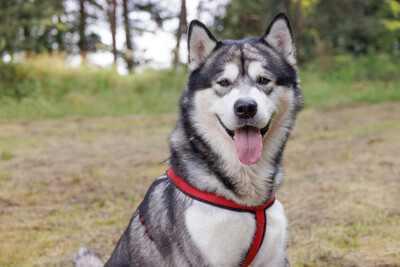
<box><xmin>301</xmin><ymin>53</ymin><xmax>400</xmax><ymax>108</ymax></box>
<box><xmin>0</xmin><ymin>53</ymin><xmax>399</xmax><ymax>119</ymax></box>
<box><xmin>0</xmin><ymin>55</ymin><xmax>186</xmax><ymax>119</ymax></box>
<box><xmin>1</xmin><ymin>150</ymin><xmax>14</xmax><ymax>161</ymax></box>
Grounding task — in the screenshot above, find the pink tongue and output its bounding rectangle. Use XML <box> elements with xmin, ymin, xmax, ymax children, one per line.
<box><xmin>234</xmin><ymin>127</ymin><xmax>262</xmax><ymax>165</ymax></box>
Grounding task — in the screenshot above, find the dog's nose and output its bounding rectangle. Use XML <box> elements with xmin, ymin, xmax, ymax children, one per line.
<box><xmin>234</xmin><ymin>98</ymin><xmax>258</xmax><ymax>119</ymax></box>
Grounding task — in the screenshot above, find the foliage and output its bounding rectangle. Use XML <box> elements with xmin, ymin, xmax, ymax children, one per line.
<box><xmin>0</xmin><ymin>61</ymin><xmax>40</xmax><ymax>100</ymax></box>
<box><xmin>213</xmin><ymin>0</ymin><xmax>400</xmax><ymax>60</ymax></box>
<box><xmin>1</xmin><ymin>0</ymin><xmax>399</xmax><ymax>68</ymax></box>
<box><xmin>0</xmin><ymin>54</ymin><xmax>399</xmax><ymax>119</ymax></box>
<box><xmin>213</xmin><ymin>0</ymin><xmax>287</xmax><ymax>39</ymax></box>
<box><xmin>309</xmin><ymin>0</ymin><xmax>391</xmax><ymax>54</ymax></box>
<box><xmin>0</xmin><ymin>0</ymin><xmax>68</xmax><ymax>56</ymax></box>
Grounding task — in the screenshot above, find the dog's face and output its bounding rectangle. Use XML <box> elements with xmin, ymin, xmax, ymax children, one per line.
<box><xmin>185</xmin><ymin>14</ymin><xmax>301</xmax><ymax>167</ymax></box>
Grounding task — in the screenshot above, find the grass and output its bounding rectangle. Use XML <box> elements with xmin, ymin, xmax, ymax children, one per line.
<box><xmin>0</xmin><ymin>103</ymin><xmax>399</xmax><ymax>266</ymax></box>
<box><xmin>301</xmin><ymin>53</ymin><xmax>400</xmax><ymax>108</ymax></box>
<box><xmin>0</xmin><ymin>54</ymin><xmax>399</xmax><ymax>266</ymax></box>
<box><xmin>1</xmin><ymin>150</ymin><xmax>14</xmax><ymax>160</ymax></box>
<box><xmin>0</xmin><ymin>54</ymin><xmax>186</xmax><ymax>119</ymax></box>
<box><xmin>0</xmin><ymin>53</ymin><xmax>400</xmax><ymax>119</ymax></box>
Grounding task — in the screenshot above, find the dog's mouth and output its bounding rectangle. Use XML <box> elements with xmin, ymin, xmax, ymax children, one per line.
<box><xmin>217</xmin><ymin>116</ymin><xmax>272</xmax><ymax>165</ymax></box>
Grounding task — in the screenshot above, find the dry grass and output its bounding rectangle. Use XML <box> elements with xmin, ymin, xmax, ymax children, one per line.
<box><xmin>0</xmin><ymin>103</ymin><xmax>399</xmax><ymax>266</ymax></box>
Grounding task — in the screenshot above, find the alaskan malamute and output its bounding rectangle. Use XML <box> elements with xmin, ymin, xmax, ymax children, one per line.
<box><xmin>74</xmin><ymin>13</ymin><xmax>302</xmax><ymax>267</ymax></box>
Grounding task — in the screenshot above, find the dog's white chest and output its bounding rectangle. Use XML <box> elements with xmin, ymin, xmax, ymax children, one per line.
<box><xmin>185</xmin><ymin>200</ymin><xmax>287</xmax><ymax>267</ymax></box>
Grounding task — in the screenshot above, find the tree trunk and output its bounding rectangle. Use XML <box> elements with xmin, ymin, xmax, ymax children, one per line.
<box><xmin>78</xmin><ymin>0</ymin><xmax>88</xmax><ymax>60</ymax></box>
<box><xmin>295</xmin><ymin>0</ymin><xmax>302</xmax><ymax>36</ymax></box>
<box><xmin>23</xmin><ymin>26</ymin><xmax>31</xmax><ymax>55</ymax></box>
<box><xmin>56</xmin><ymin>14</ymin><xmax>64</xmax><ymax>52</ymax></box>
<box><xmin>239</xmin><ymin>15</ymin><xmax>248</xmax><ymax>39</ymax></box>
<box><xmin>123</xmin><ymin>0</ymin><xmax>133</xmax><ymax>72</ymax></box>
<box><xmin>173</xmin><ymin>0</ymin><xmax>187</xmax><ymax>68</ymax></box>
<box><xmin>295</xmin><ymin>0</ymin><xmax>303</xmax><ymax>62</ymax></box>
<box><xmin>284</xmin><ymin>0</ymin><xmax>291</xmax><ymax>17</ymax></box>
<box><xmin>107</xmin><ymin>0</ymin><xmax>117</xmax><ymax>65</ymax></box>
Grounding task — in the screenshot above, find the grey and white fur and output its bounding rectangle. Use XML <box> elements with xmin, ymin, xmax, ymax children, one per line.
<box><xmin>74</xmin><ymin>13</ymin><xmax>302</xmax><ymax>267</ymax></box>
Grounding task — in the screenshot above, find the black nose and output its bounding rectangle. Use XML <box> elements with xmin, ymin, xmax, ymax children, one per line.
<box><xmin>234</xmin><ymin>98</ymin><xmax>258</xmax><ymax>119</ymax></box>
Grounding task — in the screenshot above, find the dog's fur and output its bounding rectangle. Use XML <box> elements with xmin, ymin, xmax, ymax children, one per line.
<box><xmin>74</xmin><ymin>13</ymin><xmax>302</xmax><ymax>267</ymax></box>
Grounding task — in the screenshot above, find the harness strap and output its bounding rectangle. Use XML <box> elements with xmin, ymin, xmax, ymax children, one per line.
<box><xmin>166</xmin><ymin>168</ymin><xmax>275</xmax><ymax>267</ymax></box>
<box><xmin>242</xmin><ymin>207</ymin><xmax>266</xmax><ymax>267</ymax></box>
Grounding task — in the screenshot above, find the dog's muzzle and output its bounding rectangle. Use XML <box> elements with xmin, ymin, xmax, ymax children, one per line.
<box><xmin>217</xmin><ymin>116</ymin><xmax>272</xmax><ymax>140</ymax></box>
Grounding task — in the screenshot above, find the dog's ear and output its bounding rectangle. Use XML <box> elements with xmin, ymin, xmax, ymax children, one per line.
<box><xmin>262</xmin><ymin>13</ymin><xmax>296</xmax><ymax>64</ymax></box>
<box><xmin>188</xmin><ymin>20</ymin><xmax>218</xmax><ymax>70</ymax></box>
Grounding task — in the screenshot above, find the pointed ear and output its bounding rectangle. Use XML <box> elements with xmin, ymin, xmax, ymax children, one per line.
<box><xmin>188</xmin><ymin>20</ymin><xmax>218</xmax><ymax>70</ymax></box>
<box><xmin>263</xmin><ymin>13</ymin><xmax>296</xmax><ymax>64</ymax></box>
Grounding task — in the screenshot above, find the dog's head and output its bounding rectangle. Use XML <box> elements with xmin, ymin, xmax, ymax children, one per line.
<box><xmin>183</xmin><ymin>13</ymin><xmax>302</xmax><ymax>167</ymax></box>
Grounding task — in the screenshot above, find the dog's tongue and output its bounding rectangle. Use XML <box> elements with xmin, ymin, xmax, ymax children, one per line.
<box><xmin>234</xmin><ymin>127</ymin><xmax>262</xmax><ymax>165</ymax></box>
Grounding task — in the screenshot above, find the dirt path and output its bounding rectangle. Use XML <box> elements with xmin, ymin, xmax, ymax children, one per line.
<box><xmin>0</xmin><ymin>103</ymin><xmax>399</xmax><ymax>266</ymax></box>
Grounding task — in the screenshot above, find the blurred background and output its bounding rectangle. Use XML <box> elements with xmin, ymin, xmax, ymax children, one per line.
<box><xmin>0</xmin><ymin>0</ymin><xmax>399</xmax><ymax>266</ymax></box>
<box><xmin>0</xmin><ymin>0</ymin><xmax>399</xmax><ymax>117</ymax></box>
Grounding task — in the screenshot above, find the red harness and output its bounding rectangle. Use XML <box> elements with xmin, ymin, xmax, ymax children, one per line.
<box><xmin>166</xmin><ymin>168</ymin><xmax>276</xmax><ymax>267</ymax></box>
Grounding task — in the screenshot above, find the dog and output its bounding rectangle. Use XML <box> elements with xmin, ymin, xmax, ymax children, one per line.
<box><xmin>73</xmin><ymin>13</ymin><xmax>302</xmax><ymax>267</ymax></box>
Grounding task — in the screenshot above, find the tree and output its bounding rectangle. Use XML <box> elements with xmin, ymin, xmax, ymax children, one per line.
<box><xmin>77</xmin><ymin>0</ymin><xmax>88</xmax><ymax>59</ymax></box>
<box><xmin>0</xmin><ymin>0</ymin><xmax>70</xmax><ymax>59</ymax></box>
<box><xmin>76</xmin><ymin>0</ymin><xmax>102</xmax><ymax>60</ymax></box>
<box><xmin>121</xmin><ymin>0</ymin><xmax>178</xmax><ymax>70</ymax></box>
<box><xmin>309</xmin><ymin>0</ymin><xmax>387</xmax><ymax>55</ymax></box>
<box><xmin>212</xmin><ymin>0</ymin><xmax>400</xmax><ymax>61</ymax></box>
<box><xmin>122</xmin><ymin>0</ymin><xmax>134</xmax><ymax>72</ymax></box>
<box><xmin>294</xmin><ymin>0</ymin><xmax>302</xmax><ymax>36</ymax></box>
<box><xmin>0</xmin><ymin>1</ymin><xmax>22</xmax><ymax>59</ymax></box>
<box><xmin>106</xmin><ymin>0</ymin><xmax>117</xmax><ymax>65</ymax></box>
<box><xmin>172</xmin><ymin>0</ymin><xmax>187</xmax><ymax>68</ymax></box>
<box><xmin>213</xmin><ymin>0</ymin><xmax>288</xmax><ymax>40</ymax></box>
<box><xmin>53</xmin><ymin>0</ymin><xmax>68</xmax><ymax>52</ymax></box>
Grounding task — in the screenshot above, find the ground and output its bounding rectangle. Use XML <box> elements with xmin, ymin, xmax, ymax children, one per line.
<box><xmin>0</xmin><ymin>102</ymin><xmax>399</xmax><ymax>266</ymax></box>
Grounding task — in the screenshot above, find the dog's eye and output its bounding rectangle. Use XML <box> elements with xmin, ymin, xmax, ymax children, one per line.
<box><xmin>258</xmin><ymin>77</ymin><xmax>271</xmax><ymax>85</ymax></box>
<box><xmin>217</xmin><ymin>79</ymin><xmax>231</xmax><ymax>87</ymax></box>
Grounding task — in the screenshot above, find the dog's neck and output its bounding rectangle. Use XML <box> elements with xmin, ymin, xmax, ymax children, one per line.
<box><xmin>169</xmin><ymin>116</ymin><xmax>293</xmax><ymax>207</ymax></box>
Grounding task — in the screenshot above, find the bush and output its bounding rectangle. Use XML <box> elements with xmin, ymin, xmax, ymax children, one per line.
<box><xmin>0</xmin><ymin>62</ymin><xmax>40</xmax><ymax>100</ymax></box>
